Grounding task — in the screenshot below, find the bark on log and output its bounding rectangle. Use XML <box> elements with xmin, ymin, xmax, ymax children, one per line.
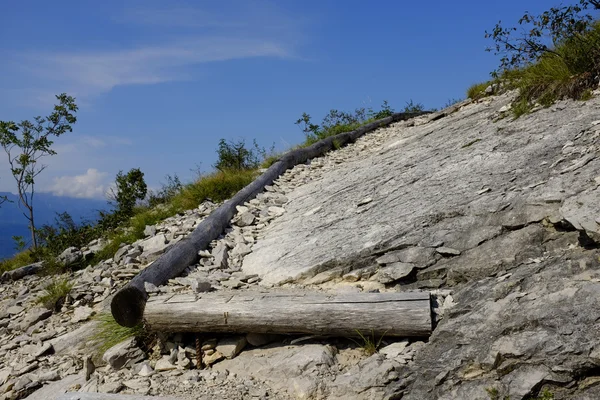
<box><xmin>0</xmin><ymin>262</ymin><xmax>44</xmax><ymax>282</ymax></box>
<box><xmin>144</xmin><ymin>291</ymin><xmax>432</xmax><ymax>337</ymax></box>
<box><xmin>111</xmin><ymin>112</ymin><xmax>430</xmax><ymax>327</ymax></box>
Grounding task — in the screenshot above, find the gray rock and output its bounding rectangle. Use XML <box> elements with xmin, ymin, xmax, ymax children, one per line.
<box><xmin>379</xmin><ymin>341</ymin><xmax>409</xmax><ymax>359</ymax></box>
<box><xmin>246</xmin><ymin>333</ymin><xmax>280</xmax><ymax>347</ymax></box>
<box><xmin>435</xmin><ymin>246</ymin><xmax>461</xmax><ymax>256</ymax></box>
<box><xmin>97</xmin><ymin>381</ymin><xmax>124</xmax><ymax>394</ymax></box>
<box><xmin>143</xmin><ymin>225</ymin><xmax>157</xmax><ymax>237</ymax></box>
<box><xmin>83</xmin><ymin>356</ymin><xmax>95</xmax><ymax>381</ymax></box>
<box><xmin>214</xmin><ymin>344</ymin><xmax>335</xmax><ymax>396</ymax></box>
<box><xmin>190</xmin><ymin>279</ymin><xmax>212</xmax><ymax>293</ymax></box>
<box><xmin>211</xmin><ymin>242</ymin><xmax>229</xmax><ymax>269</ymax></box>
<box><xmin>71</xmin><ymin>306</ymin><xmax>93</xmax><ymax>323</ymax></box>
<box><xmin>102</xmin><ymin>338</ymin><xmax>145</xmax><ymax>370</ymax></box>
<box><xmin>376</xmin><ymin>262</ymin><xmax>415</xmax><ymax>283</ymax></box>
<box><xmin>154</xmin><ymin>357</ymin><xmax>177</xmax><ymax>372</ymax></box>
<box><xmin>20</xmin><ymin>308</ymin><xmax>52</xmax><ymax>331</ymax></box>
<box><xmin>232</xmin><ymin>243</ymin><xmax>252</xmax><ymax>257</ymax></box>
<box><xmin>216</xmin><ymin>336</ymin><xmax>247</xmax><ymax>359</ymax></box>
<box><xmin>235</xmin><ymin>212</ymin><xmax>255</xmax><ymax>227</ymax></box>
<box><xmin>139</xmin><ymin>234</ymin><xmax>168</xmax><ymax>255</ymax></box>
<box><xmin>58</xmin><ymin>247</ymin><xmax>83</xmax><ymax>267</ymax></box>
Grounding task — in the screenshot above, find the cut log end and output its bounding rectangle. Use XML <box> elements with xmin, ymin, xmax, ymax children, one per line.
<box><xmin>111</xmin><ymin>286</ymin><xmax>147</xmax><ymax>327</ymax></box>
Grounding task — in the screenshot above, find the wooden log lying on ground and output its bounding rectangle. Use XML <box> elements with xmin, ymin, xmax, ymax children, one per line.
<box><xmin>111</xmin><ymin>111</ymin><xmax>430</xmax><ymax>328</ymax></box>
<box><xmin>0</xmin><ymin>262</ymin><xmax>44</xmax><ymax>283</ymax></box>
<box><xmin>144</xmin><ymin>291</ymin><xmax>432</xmax><ymax>337</ymax></box>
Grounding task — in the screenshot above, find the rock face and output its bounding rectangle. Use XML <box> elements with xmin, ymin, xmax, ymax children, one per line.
<box><xmin>3</xmin><ymin>90</ymin><xmax>600</xmax><ymax>400</ymax></box>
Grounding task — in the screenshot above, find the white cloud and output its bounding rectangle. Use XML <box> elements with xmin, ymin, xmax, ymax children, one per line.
<box><xmin>20</xmin><ymin>37</ymin><xmax>290</xmax><ymax>99</ymax></box>
<box><xmin>45</xmin><ymin>168</ymin><xmax>110</xmax><ymax>199</ymax></box>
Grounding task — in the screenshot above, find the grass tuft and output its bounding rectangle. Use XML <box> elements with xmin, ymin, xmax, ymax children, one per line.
<box><xmin>36</xmin><ymin>277</ymin><xmax>73</xmax><ymax>310</ymax></box>
<box><xmin>467</xmin><ymin>81</ymin><xmax>493</xmax><ymax>99</ymax></box>
<box><xmin>350</xmin><ymin>329</ymin><xmax>387</xmax><ymax>356</ymax></box>
<box><xmin>92</xmin><ymin>312</ymin><xmax>148</xmax><ymax>356</ymax></box>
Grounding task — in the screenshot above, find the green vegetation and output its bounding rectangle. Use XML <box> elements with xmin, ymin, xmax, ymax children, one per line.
<box><xmin>0</xmin><ymin>94</ymin><xmax>78</xmax><ymax>250</ymax></box>
<box><xmin>483</xmin><ymin>1</ymin><xmax>600</xmax><ymax>116</ymax></box>
<box><xmin>36</xmin><ymin>277</ymin><xmax>73</xmax><ymax>310</ymax></box>
<box><xmin>92</xmin><ymin>312</ymin><xmax>149</xmax><ymax>356</ymax></box>
<box><xmin>486</xmin><ymin>387</ymin><xmax>554</xmax><ymax>400</ymax></box>
<box><xmin>0</xmin><ymin>249</ymin><xmax>37</xmax><ymax>274</ymax></box>
<box><xmin>1</xmin><ymin>99</ymin><xmax>421</xmax><ymax>272</ymax></box>
<box><xmin>350</xmin><ymin>329</ymin><xmax>387</xmax><ymax>356</ymax></box>
<box><xmin>467</xmin><ymin>81</ymin><xmax>493</xmax><ymax>100</ymax></box>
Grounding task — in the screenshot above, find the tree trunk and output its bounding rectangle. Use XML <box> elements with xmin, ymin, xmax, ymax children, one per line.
<box><xmin>29</xmin><ymin>212</ymin><xmax>37</xmax><ymax>250</ymax></box>
<box><xmin>111</xmin><ymin>111</ymin><xmax>434</xmax><ymax>328</ymax></box>
<box><xmin>144</xmin><ymin>291</ymin><xmax>432</xmax><ymax>337</ymax></box>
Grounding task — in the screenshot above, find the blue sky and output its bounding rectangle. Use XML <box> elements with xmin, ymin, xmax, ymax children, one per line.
<box><xmin>0</xmin><ymin>0</ymin><xmax>561</xmax><ymax>199</ymax></box>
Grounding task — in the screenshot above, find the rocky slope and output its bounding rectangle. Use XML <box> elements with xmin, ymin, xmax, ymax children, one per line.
<box><xmin>1</xmin><ymin>87</ymin><xmax>600</xmax><ymax>400</ymax></box>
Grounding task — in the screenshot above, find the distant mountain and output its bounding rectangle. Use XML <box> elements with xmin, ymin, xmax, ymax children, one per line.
<box><xmin>0</xmin><ymin>192</ymin><xmax>109</xmax><ymax>261</ymax></box>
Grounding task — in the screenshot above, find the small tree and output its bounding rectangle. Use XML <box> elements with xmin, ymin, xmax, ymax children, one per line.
<box><xmin>109</xmin><ymin>168</ymin><xmax>148</xmax><ymax>221</ymax></box>
<box><xmin>485</xmin><ymin>0</ymin><xmax>600</xmax><ymax>76</ymax></box>
<box><xmin>214</xmin><ymin>138</ymin><xmax>264</xmax><ymax>171</ymax></box>
<box><xmin>0</xmin><ymin>93</ymin><xmax>78</xmax><ymax>250</ymax></box>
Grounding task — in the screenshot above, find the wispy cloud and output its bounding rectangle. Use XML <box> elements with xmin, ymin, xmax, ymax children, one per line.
<box><xmin>21</xmin><ymin>37</ymin><xmax>290</xmax><ymax>99</ymax></box>
<box><xmin>5</xmin><ymin>2</ymin><xmax>304</xmax><ymax>103</ymax></box>
<box><xmin>45</xmin><ymin>168</ymin><xmax>110</xmax><ymax>199</ymax></box>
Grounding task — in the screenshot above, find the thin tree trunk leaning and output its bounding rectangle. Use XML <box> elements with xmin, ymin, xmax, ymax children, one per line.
<box><xmin>111</xmin><ymin>111</ymin><xmax>431</xmax><ymax>327</ymax></box>
<box><xmin>144</xmin><ymin>291</ymin><xmax>432</xmax><ymax>337</ymax></box>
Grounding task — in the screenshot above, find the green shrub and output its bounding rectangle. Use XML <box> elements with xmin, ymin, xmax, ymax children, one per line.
<box><xmin>147</xmin><ymin>174</ymin><xmax>183</xmax><ymax>207</ymax></box>
<box><xmin>37</xmin><ymin>277</ymin><xmax>73</xmax><ymax>310</ymax></box>
<box><xmin>486</xmin><ymin>2</ymin><xmax>600</xmax><ymax>114</ymax></box>
<box><xmin>172</xmin><ymin>169</ymin><xmax>258</xmax><ymax>211</ymax></box>
<box><xmin>467</xmin><ymin>82</ymin><xmax>493</xmax><ymax>99</ymax></box>
<box><xmin>0</xmin><ymin>249</ymin><xmax>36</xmax><ymax>273</ymax></box>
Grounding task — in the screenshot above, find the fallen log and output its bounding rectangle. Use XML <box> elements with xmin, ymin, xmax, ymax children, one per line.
<box><xmin>144</xmin><ymin>291</ymin><xmax>432</xmax><ymax>337</ymax></box>
<box><xmin>0</xmin><ymin>262</ymin><xmax>44</xmax><ymax>283</ymax></box>
<box><xmin>111</xmin><ymin>111</ymin><xmax>430</xmax><ymax>327</ymax></box>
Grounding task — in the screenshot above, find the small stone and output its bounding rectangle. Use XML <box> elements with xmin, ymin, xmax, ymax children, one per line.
<box><xmin>379</xmin><ymin>341</ymin><xmax>410</xmax><ymax>358</ymax></box>
<box><xmin>37</xmin><ymin>371</ymin><xmax>60</xmax><ymax>382</ymax></box>
<box><xmin>83</xmin><ymin>356</ymin><xmax>95</xmax><ymax>381</ymax></box>
<box><xmin>201</xmin><ymin>339</ymin><xmax>217</xmax><ymax>351</ymax></box>
<box><xmin>190</xmin><ymin>279</ymin><xmax>212</xmax><ymax>293</ymax></box>
<box><xmin>232</xmin><ymin>243</ymin><xmax>252</xmax><ymax>257</ymax></box>
<box><xmin>357</xmin><ymin>197</ymin><xmax>373</xmax><ymax>206</ymax></box>
<box><xmin>246</xmin><ymin>333</ymin><xmax>280</xmax><ymax>347</ymax></box>
<box><xmin>216</xmin><ymin>336</ymin><xmax>247</xmax><ymax>359</ymax></box>
<box><xmin>221</xmin><ymin>279</ymin><xmax>243</xmax><ymax>289</ymax></box>
<box><xmin>203</xmin><ymin>351</ymin><xmax>224</xmax><ymax>366</ymax></box>
<box><xmin>154</xmin><ymin>357</ymin><xmax>177</xmax><ymax>372</ymax></box>
<box><xmin>98</xmin><ymin>381</ymin><xmax>123</xmax><ymax>393</ymax></box>
<box><xmin>6</xmin><ymin>306</ymin><xmax>24</xmax><ymax>315</ymax></box>
<box><xmin>235</xmin><ymin>212</ymin><xmax>255</xmax><ymax>227</ymax></box>
<box><xmin>34</xmin><ymin>342</ymin><xmax>53</xmax><ymax>358</ymax></box>
<box><xmin>71</xmin><ymin>306</ymin><xmax>93</xmax><ymax>323</ymax></box>
<box><xmin>20</xmin><ymin>308</ymin><xmax>52</xmax><ymax>331</ymax></box>
<box><xmin>102</xmin><ymin>338</ymin><xmax>145</xmax><ymax>370</ymax></box>
<box><xmin>144</xmin><ymin>282</ymin><xmax>159</xmax><ymax>293</ymax></box>
<box><xmin>435</xmin><ymin>247</ymin><xmax>461</xmax><ymax>256</ymax></box>
<box><xmin>138</xmin><ymin>363</ymin><xmax>154</xmax><ymax>377</ymax></box>
<box><xmin>377</xmin><ymin>263</ymin><xmax>415</xmax><ymax>283</ymax></box>
<box><xmin>143</xmin><ymin>225</ymin><xmax>156</xmax><ymax>237</ymax></box>
<box><xmin>267</xmin><ymin>206</ymin><xmax>285</xmax><ymax>217</ymax></box>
